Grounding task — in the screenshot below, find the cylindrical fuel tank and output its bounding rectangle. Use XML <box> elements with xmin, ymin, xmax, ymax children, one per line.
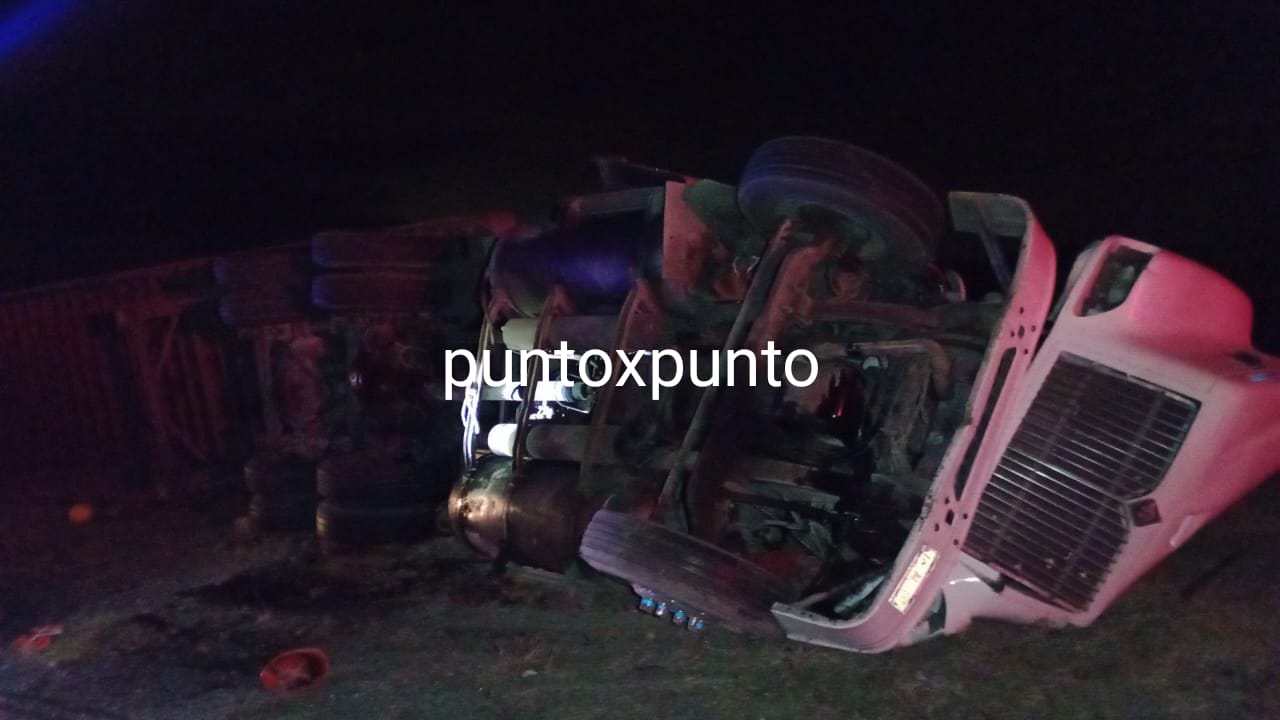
<box><xmin>448</xmin><ymin>456</ymin><xmax>596</xmax><ymax>571</ymax></box>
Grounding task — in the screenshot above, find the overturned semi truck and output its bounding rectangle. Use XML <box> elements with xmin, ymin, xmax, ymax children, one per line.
<box><xmin>447</xmin><ymin>137</ymin><xmax>1280</xmax><ymax>652</ymax></box>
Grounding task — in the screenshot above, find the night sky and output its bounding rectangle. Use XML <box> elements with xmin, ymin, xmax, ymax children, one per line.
<box><xmin>2</xmin><ymin>3</ymin><xmax>1277</xmax><ymax>348</ymax></box>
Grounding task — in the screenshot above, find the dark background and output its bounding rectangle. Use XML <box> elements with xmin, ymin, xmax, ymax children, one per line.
<box><xmin>2</xmin><ymin>2</ymin><xmax>1277</xmax><ymax>348</ymax></box>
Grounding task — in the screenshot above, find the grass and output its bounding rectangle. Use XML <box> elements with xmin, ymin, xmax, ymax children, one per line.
<box><xmin>1</xmin><ymin>480</ymin><xmax>1276</xmax><ymax>719</ymax></box>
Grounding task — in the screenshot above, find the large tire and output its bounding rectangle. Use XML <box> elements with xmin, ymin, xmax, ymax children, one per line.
<box><xmin>248</xmin><ymin>492</ymin><xmax>317</xmax><ymax>532</ymax></box>
<box><xmin>311</xmin><ymin>229</ymin><xmax>460</xmax><ymax>269</ymax></box>
<box><xmin>244</xmin><ymin>453</ymin><xmax>316</xmax><ymax>495</ymax></box>
<box><xmin>310</xmin><ymin>213</ymin><xmax>514</xmax><ymax>270</ymax></box>
<box><xmin>311</xmin><ymin>272</ymin><xmax>437</xmax><ymax>314</ymax></box>
<box><xmin>312</xmin><ymin>230</ymin><xmax>453</xmax><ymax>270</ymax></box>
<box><xmin>580</xmin><ymin>510</ymin><xmax>794</xmax><ymax>636</ymax></box>
<box><xmin>315</xmin><ymin>500</ymin><xmax>434</xmax><ymax>547</ymax></box>
<box><xmin>316</xmin><ymin>454</ymin><xmax>442</xmax><ymax>506</ymax></box>
<box><xmin>214</xmin><ymin>248</ymin><xmax>310</xmax><ymax>290</ymax></box>
<box><xmin>218</xmin><ymin>289</ymin><xmax>310</xmax><ymax>328</ymax></box>
<box><xmin>737</xmin><ymin>136</ymin><xmax>944</xmax><ymax>267</ymax></box>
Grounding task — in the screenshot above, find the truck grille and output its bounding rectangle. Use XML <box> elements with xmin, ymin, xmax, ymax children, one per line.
<box><xmin>963</xmin><ymin>353</ymin><xmax>1198</xmax><ymax>611</ymax></box>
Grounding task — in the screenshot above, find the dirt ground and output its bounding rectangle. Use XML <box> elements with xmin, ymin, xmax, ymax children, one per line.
<box><xmin>1</xmin><ymin>475</ymin><xmax>1277</xmax><ymax>720</ymax></box>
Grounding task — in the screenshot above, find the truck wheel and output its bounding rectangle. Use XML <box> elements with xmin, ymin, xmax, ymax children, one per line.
<box><xmin>248</xmin><ymin>492</ymin><xmax>317</xmax><ymax>532</ymax></box>
<box><xmin>214</xmin><ymin>249</ymin><xmax>310</xmax><ymax>290</ymax></box>
<box><xmin>311</xmin><ymin>272</ymin><xmax>436</xmax><ymax>314</ymax></box>
<box><xmin>315</xmin><ymin>500</ymin><xmax>434</xmax><ymax>548</ymax></box>
<box><xmin>737</xmin><ymin>136</ymin><xmax>944</xmax><ymax>267</ymax></box>
<box><xmin>316</xmin><ymin>454</ymin><xmax>443</xmax><ymax>506</ymax></box>
<box><xmin>244</xmin><ymin>453</ymin><xmax>316</xmax><ymax>495</ymax></box>
<box><xmin>579</xmin><ymin>509</ymin><xmax>794</xmax><ymax>636</ymax></box>
<box><xmin>311</xmin><ymin>214</ymin><xmax>513</xmax><ymax>269</ymax></box>
<box><xmin>311</xmin><ymin>229</ymin><xmax>460</xmax><ymax>269</ymax></box>
<box><xmin>219</xmin><ymin>289</ymin><xmax>310</xmax><ymax>328</ymax></box>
